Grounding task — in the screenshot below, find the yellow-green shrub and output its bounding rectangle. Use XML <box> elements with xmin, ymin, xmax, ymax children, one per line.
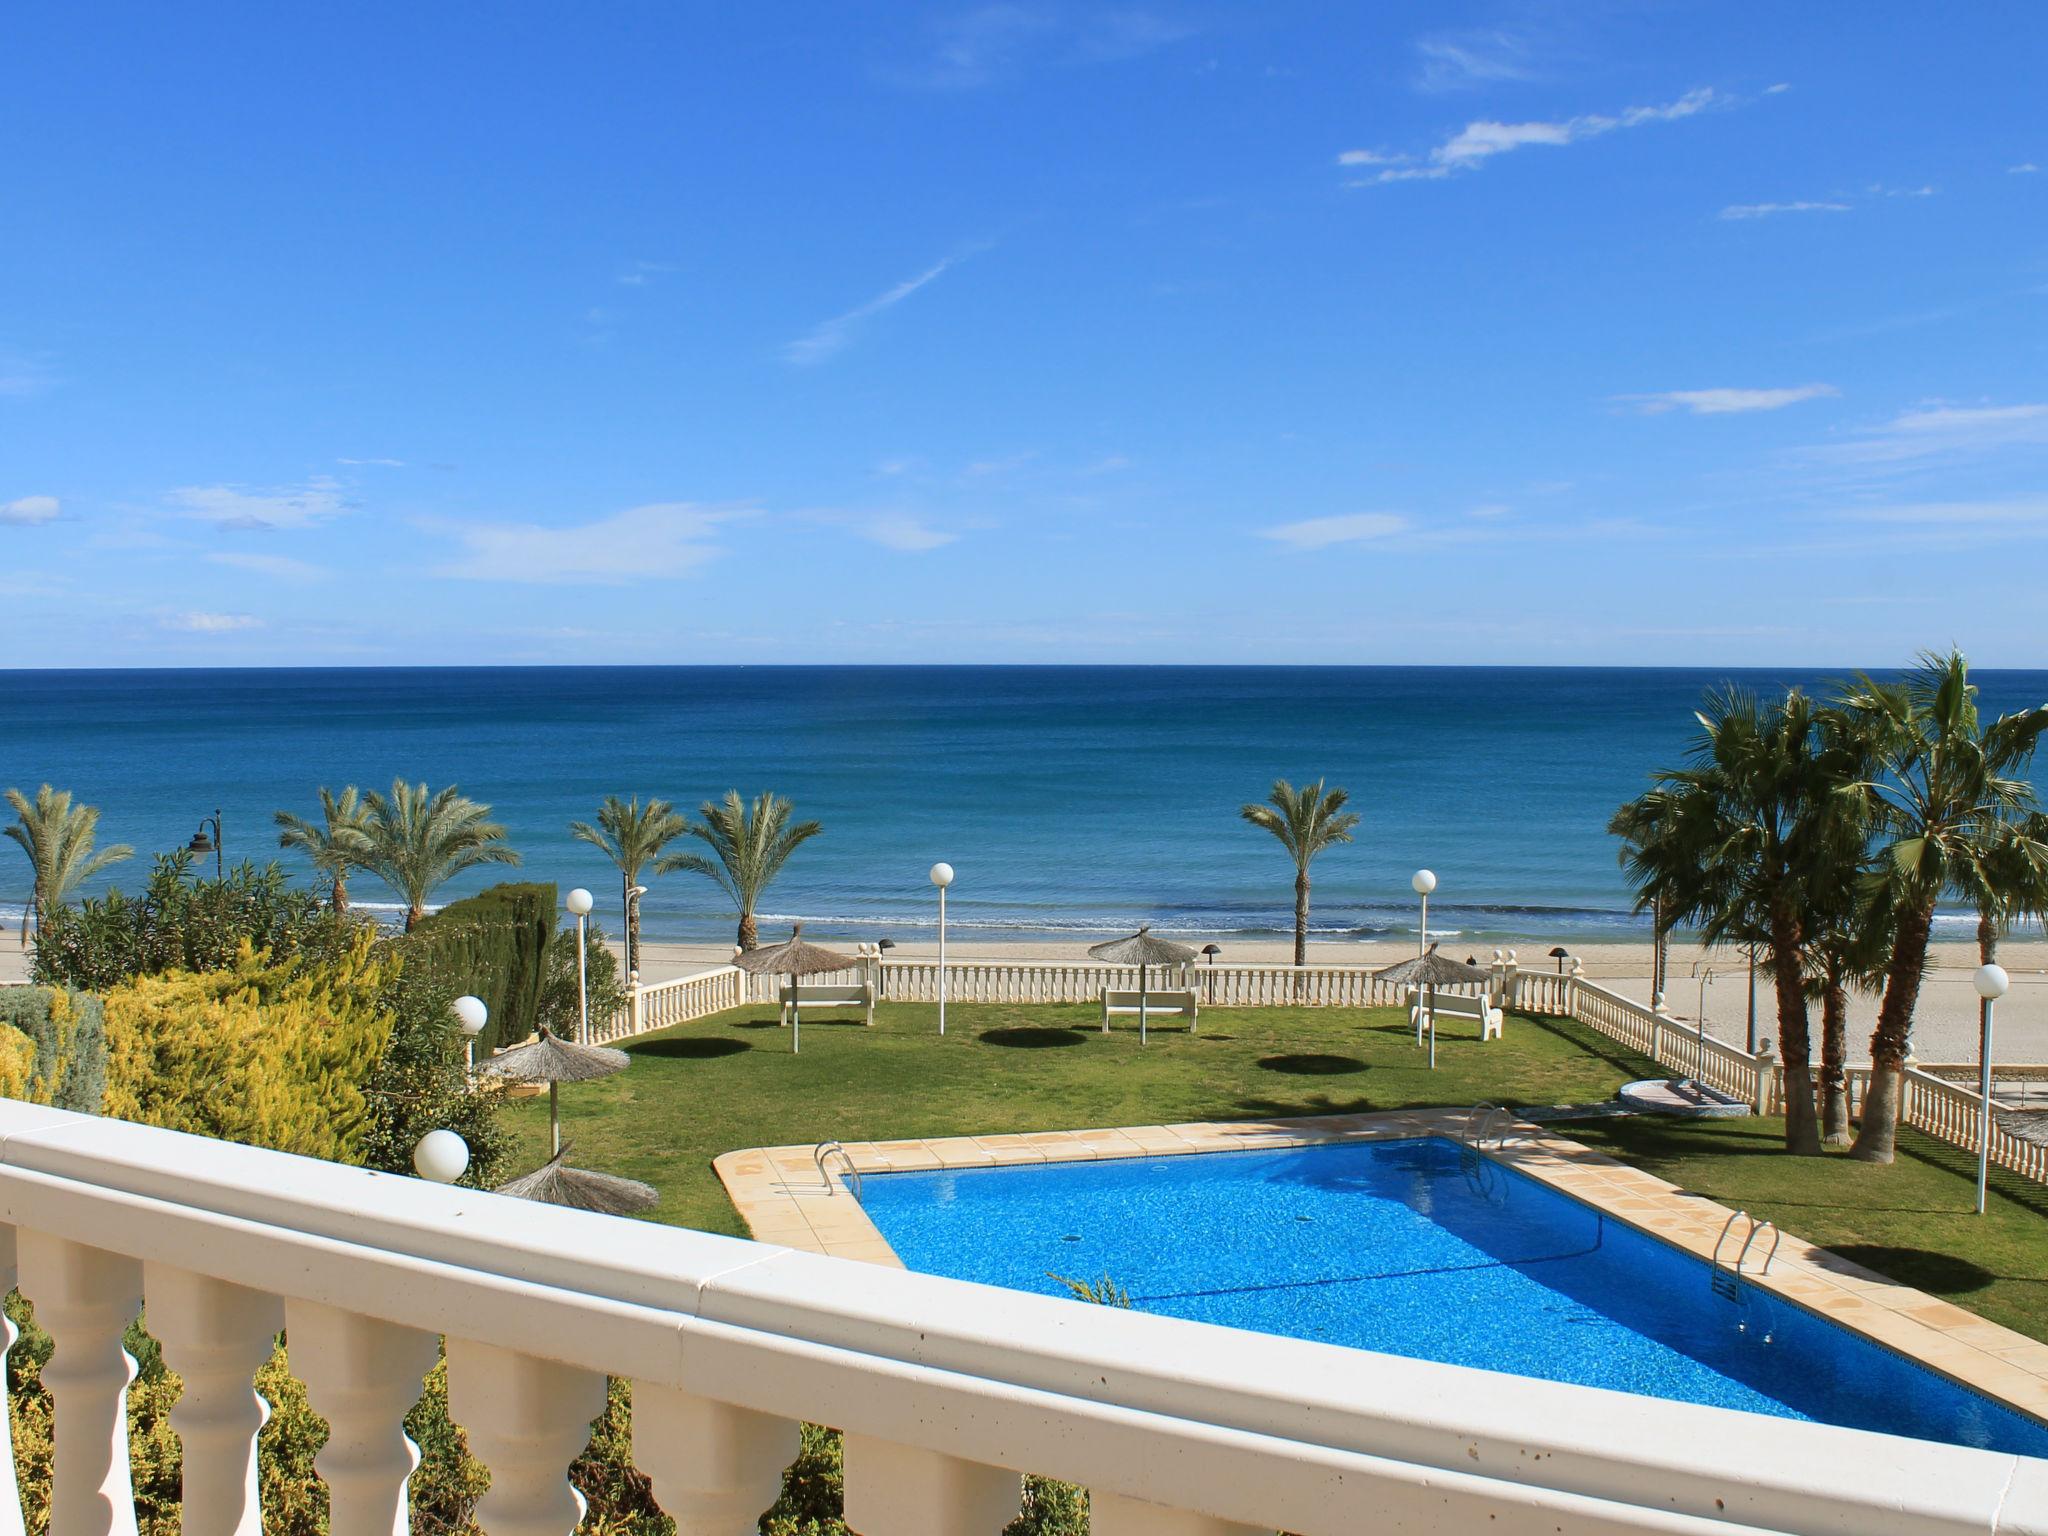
<box><xmin>101</xmin><ymin>935</ymin><xmax>394</xmax><ymax>1163</ymax></box>
<box><xmin>0</xmin><ymin>986</ymin><xmax>108</xmax><ymax>1112</ymax></box>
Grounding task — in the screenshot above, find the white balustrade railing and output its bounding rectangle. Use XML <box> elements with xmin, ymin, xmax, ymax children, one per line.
<box><xmin>1845</xmin><ymin>1064</ymin><xmax>2048</xmax><ymax>1186</ymax></box>
<box><xmin>0</xmin><ymin>1099</ymin><xmax>2039</xmax><ymax>1536</ymax></box>
<box><xmin>1566</xmin><ymin>978</ymin><xmax>1772</xmax><ymax>1111</ymax></box>
<box><xmin>597</xmin><ymin>953</ymin><xmax>1582</xmax><ymax>1044</ymax></box>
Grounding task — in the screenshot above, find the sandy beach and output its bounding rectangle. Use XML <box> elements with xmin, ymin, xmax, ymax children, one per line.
<box><xmin>7</xmin><ymin>916</ymin><xmax>2041</xmax><ymax>1068</ymax></box>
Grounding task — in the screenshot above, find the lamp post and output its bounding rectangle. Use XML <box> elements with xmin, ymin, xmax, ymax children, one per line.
<box><xmin>624</xmin><ymin>884</ymin><xmax>648</xmax><ymax>982</ymax></box>
<box><xmin>1974</xmin><ymin>963</ymin><xmax>2009</xmax><ymax>1216</ymax></box>
<box><xmin>1549</xmin><ymin>945</ymin><xmax>1570</xmax><ymax>975</ymax></box>
<box><xmin>453</xmin><ymin>994</ymin><xmax>487</xmax><ymax>1080</ymax></box>
<box><xmin>566</xmin><ymin>888</ymin><xmax>594</xmax><ymax>1043</ymax></box>
<box><xmin>187</xmin><ymin>809</ymin><xmax>224</xmax><ymax>881</ymax></box>
<box><xmin>1202</xmin><ymin>943</ymin><xmax>1221</xmax><ymax>965</ymax></box>
<box><xmin>1411</xmin><ymin>870</ymin><xmax>1437</xmax><ymax>1065</ymax></box>
<box><xmin>929</xmin><ymin>863</ymin><xmax>954</xmax><ymax>1035</ymax></box>
<box><xmin>1746</xmin><ymin>945</ymin><xmax>1758</xmax><ymax>1054</ymax></box>
<box><xmin>412</xmin><ymin>1130</ymin><xmax>469</xmax><ymax>1184</ymax></box>
<box><xmin>1690</xmin><ymin>962</ymin><xmax>1717</xmax><ymax>1093</ymax></box>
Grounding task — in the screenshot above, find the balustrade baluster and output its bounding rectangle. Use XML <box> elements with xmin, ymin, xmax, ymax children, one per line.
<box><xmin>633</xmin><ymin>1383</ymin><xmax>797</xmax><ymax>1536</ymax></box>
<box><xmin>841</xmin><ymin>1434</ymin><xmax>1018</xmax><ymax>1535</ymax></box>
<box><xmin>444</xmin><ymin>1340</ymin><xmax>607</xmax><ymax>1536</ymax></box>
<box><xmin>1089</xmin><ymin>1493</ymin><xmax>1262</xmax><ymax>1535</ymax></box>
<box><xmin>144</xmin><ymin>1265</ymin><xmax>281</xmax><ymax>1536</ymax></box>
<box><xmin>18</xmin><ymin>1233</ymin><xmax>141</xmax><ymax>1536</ymax></box>
<box><xmin>285</xmin><ymin>1300</ymin><xmax>439</xmax><ymax>1536</ymax></box>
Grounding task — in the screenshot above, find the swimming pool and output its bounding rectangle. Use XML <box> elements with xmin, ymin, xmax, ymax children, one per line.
<box><xmin>858</xmin><ymin>1137</ymin><xmax>2048</xmax><ymax>1458</ymax></box>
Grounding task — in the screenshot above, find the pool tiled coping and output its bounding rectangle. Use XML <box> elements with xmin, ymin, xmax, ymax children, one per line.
<box><xmin>713</xmin><ymin>1108</ymin><xmax>2048</xmax><ymax>1428</ymax></box>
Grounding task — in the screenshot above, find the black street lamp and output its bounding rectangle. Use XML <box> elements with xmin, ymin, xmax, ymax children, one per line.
<box><xmin>1201</xmin><ymin>943</ymin><xmax>1222</xmax><ymax>965</ymax></box>
<box><xmin>1549</xmin><ymin>945</ymin><xmax>1571</xmax><ymax>974</ymax></box>
<box><xmin>186</xmin><ymin>809</ymin><xmax>223</xmax><ymax>880</ymax></box>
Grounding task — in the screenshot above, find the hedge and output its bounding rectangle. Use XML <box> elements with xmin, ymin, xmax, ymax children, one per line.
<box><xmin>407</xmin><ymin>883</ymin><xmax>556</xmax><ymax>1054</ymax></box>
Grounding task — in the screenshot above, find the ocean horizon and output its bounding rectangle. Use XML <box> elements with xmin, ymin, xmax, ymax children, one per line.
<box><xmin>5</xmin><ymin>665</ymin><xmax>2045</xmax><ymax>948</ymax></box>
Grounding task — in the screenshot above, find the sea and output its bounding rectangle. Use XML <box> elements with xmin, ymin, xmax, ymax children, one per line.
<box><xmin>3</xmin><ymin>666</ymin><xmax>2044</xmax><ymax>948</ymax></box>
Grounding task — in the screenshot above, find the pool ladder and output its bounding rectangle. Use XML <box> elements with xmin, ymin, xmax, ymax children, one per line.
<box><xmin>1462</xmin><ymin>1102</ymin><xmax>1520</xmax><ymax>1153</ymax></box>
<box><xmin>1710</xmin><ymin>1210</ymin><xmax>1780</xmax><ymax>1300</ymax></box>
<box><xmin>814</xmin><ymin>1141</ymin><xmax>862</xmax><ymax>1199</ymax></box>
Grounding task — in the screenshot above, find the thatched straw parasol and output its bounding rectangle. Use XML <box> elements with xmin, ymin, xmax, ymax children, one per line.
<box><xmin>1087</xmin><ymin>926</ymin><xmax>1197</xmax><ymax>1044</ymax></box>
<box><xmin>496</xmin><ymin>1144</ymin><xmax>658</xmax><ymax>1215</ymax></box>
<box><xmin>736</xmin><ymin>923</ymin><xmax>857</xmax><ymax>1054</ymax></box>
<box><xmin>479</xmin><ymin>1028</ymin><xmax>631</xmax><ymax>1155</ymax></box>
<box><xmin>1374</xmin><ymin>943</ymin><xmax>1490</xmax><ymax>1070</ymax></box>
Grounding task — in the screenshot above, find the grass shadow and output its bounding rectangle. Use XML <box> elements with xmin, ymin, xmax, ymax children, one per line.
<box><xmin>1258</xmin><ymin>1053</ymin><xmax>1367</xmax><ymax>1076</ymax></box>
<box><xmin>632</xmin><ymin>1037</ymin><xmax>751</xmax><ymax>1060</ymax></box>
<box><xmin>979</xmin><ymin>1027</ymin><xmax>1091</xmax><ymax>1049</ymax></box>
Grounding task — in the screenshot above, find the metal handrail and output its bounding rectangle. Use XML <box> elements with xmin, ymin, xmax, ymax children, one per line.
<box><xmin>814</xmin><ymin>1140</ymin><xmax>862</xmax><ymax>1199</ymax></box>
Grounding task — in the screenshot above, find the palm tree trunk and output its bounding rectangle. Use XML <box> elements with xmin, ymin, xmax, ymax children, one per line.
<box><xmin>332</xmin><ymin>874</ymin><xmax>349</xmax><ymax>914</ymax></box>
<box><xmin>618</xmin><ymin>876</ymin><xmax>634</xmax><ymax>974</ymax></box>
<box><xmin>737</xmin><ymin>909</ymin><xmax>758</xmax><ymax>952</ymax></box>
<box><xmin>1768</xmin><ymin>903</ymin><xmax>1822</xmax><ymax>1155</ymax></box>
<box><xmin>1850</xmin><ymin>896</ymin><xmax>1936</xmax><ymax>1163</ymax></box>
<box><xmin>1292</xmin><ymin>868</ymin><xmax>1309</xmax><ymax>968</ymax></box>
<box><xmin>1820</xmin><ymin>973</ymin><xmax>1850</xmax><ymax>1144</ymax></box>
<box><xmin>406</xmin><ymin>901</ymin><xmax>424</xmax><ymax>933</ymax></box>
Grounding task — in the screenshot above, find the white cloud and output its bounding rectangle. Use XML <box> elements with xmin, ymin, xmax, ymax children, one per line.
<box><xmin>2010</xmin><ymin>163</ymin><xmax>2039</xmax><ymax>175</ymax></box>
<box><xmin>1352</xmin><ymin>87</ymin><xmax>1718</xmax><ymax>187</ymax></box>
<box><xmin>1836</xmin><ymin>495</ymin><xmax>2048</xmax><ymax>527</ymax></box>
<box><xmin>785</xmin><ymin>252</ymin><xmax>971</xmax><ymax>365</ymax></box>
<box><xmin>1719</xmin><ymin>200</ymin><xmax>1851</xmax><ymax>219</ymax></box>
<box><xmin>1260</xmin><ymin>512</ymin><xmax>1409</xmax><ymax>550</ymax></box>
<box><xmin>162</xmin><ymin>611</ymin><xmax>264</xmax><ymax>633</ymax></box>
<box><xmin>1821</xmin><ymin>402</ymin><xmax>2048</xmax><ymax>464</ymax></box>
<box><xmin>1413</xmin><ymin>30</ymin><xmax>1537</xmax><ymax>93</ymax></box>
<box><xmin>1764</xmin><ymin>82</ymin><xmax>1791</xmax><ymax>94</ymax></box>
<box><xmin>1</xmin><ymin>495</ymin><xmax>60</xmax><ymax>526</ymax></box>
<box><xmin>1336</xmin><ymin>148</ymin><xmax>1404</xmax><ymax>167</ymax></box>
<box><xmin>857</xmin><ymin>514</ymin><xmax>957</xmax><ymax>552</ymax></box>
<box><xmin>0</xmin><ymin>352</ymin><xmax>56</xmax><ymax>398</ymax></box>
<box><xmin>206</xmin><ymin>551</ymin><xmax>326</xmax><ymax>581</ymax></box>
<box><xmin>1620</xmin><ymin>384</ymin><xmax>1838</xmax><ymax>415</ymax></box>
<box><xmin>436</xmin><ymin>502</ymin><xmax>736</xmax><ymax>584</ymax></box>
<box><xmin>1469</xmin><ymin>503</ymin><xmax>1512</xmax><ymax>519</ymax></box>
<box><xmin>891</xmin><ymin>7</ymin><xmax>1192</xmax><ymax>91</ymax></box>
<box><xmin>1079</xmin><ymin>454</ymin><xmax>1132</xmax><ymax>475</ymax></box>
<box><xmin>167</xmin><ymin>477</ymin><xmax>350</xmax><ymax>530</ymax></box>
<box><xmin>337</xmin><ymin>456</ymin><xmax>405</xmax><ymax>467</ymax></box>
<box><xmin>615</xmin><ymin>260</ymin><xmax>675</xmax><ymax>287</ymax></box>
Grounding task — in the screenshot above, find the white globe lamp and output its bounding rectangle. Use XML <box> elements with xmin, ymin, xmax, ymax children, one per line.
<box><xmin>566</xmin><ymin>887</ymin><xmax>595</xmax><ymax>917</ymax></box>
<box><xmin>1410</xmin><ymin>869</ymin><xmax>1436</xmax><ymax>959</ymax></box>
<box><xmin>452</xmin><ymin>993</ymin><xmax>487</xmax><ymax>1078</ymax></box>
<box><xmin>412</xmin><ymin>1130</ymin><xmax>469</xmax><ymax>1184</ymax></box>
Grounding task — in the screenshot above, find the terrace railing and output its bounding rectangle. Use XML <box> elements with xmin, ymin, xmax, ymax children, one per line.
<box><xmin>1845</xmin><ymin>1063</ymin><xmax>2048</xmax><ymax>1186</ymax></box>
<box><xmin>1565</xmin><ymin>976</ymin><xmax>1774</xmax><ymax>1112</ymax></box>
<box><xmin>0</xmin><ymin>1097</ymin><xmax>2038</xmax><ymax>1536</ymax></box>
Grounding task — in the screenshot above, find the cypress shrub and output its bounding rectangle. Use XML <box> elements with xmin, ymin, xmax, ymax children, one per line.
<box><xmin>406</xmin><ymin>883</ymin><xmax>556</xmax><ymax>1053</ymax></box>
<box><xmin>0</xmin><ymin>986</ymin><xmax>108</xmax><ymax>1112</ymax></box>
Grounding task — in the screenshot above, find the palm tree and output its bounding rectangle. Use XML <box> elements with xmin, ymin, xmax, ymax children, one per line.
<box><xmin>360</xmin><ymin>780</ymin><xmax>521</xmax><ymax>931</ymax></box>
<box><xmin>1609</xmin><ymin>688</ymin><xmax>1863</xmax><ymax>1154</ymax></box>
<box><xmin>275</xmin><ymin>786</ymin><xmax>374</xmax><ymax>912</ymax></box>
<box><xmin>4</xmin><ymin>784</ymin><xmax>133</xmax><ymax>948</ymax></box>
<box><xmin>569</xmin><ymin>795</ymin><xmax>692</xmax><ymax>975</ymax></box>
<box><xmin>668</xmin><ymin>790</ymin><xmax>822</xmax><ymax>951</ymax></box>
<box><xmin>1837</xmin><ymin>652</ymin><xmax>2048</xmax><ymax>1163</ymax></box>
<box><xmin>1239</xmin><ymin>778</ymin><xmax>1360</xmax><ymax>967</ymax></box>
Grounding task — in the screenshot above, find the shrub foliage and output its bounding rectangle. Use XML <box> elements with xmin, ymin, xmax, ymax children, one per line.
<box><xmin>406</xmin><ymin>883</ymin><xmax>556</xmax><ymax>1053</ymax></box>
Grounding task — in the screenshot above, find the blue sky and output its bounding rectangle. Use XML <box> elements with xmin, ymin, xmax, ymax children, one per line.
<box><xmin>3</xmin><ymin>4</ymin><xmax>2044</xmax><ymax>667</ymax></box>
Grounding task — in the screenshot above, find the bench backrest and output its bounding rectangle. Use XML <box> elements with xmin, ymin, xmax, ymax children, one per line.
<box><xmin>1102</xmin><ymin>989</ymin><xmax>1197</xmax><ymax>1009</ymax></box>
<box><xmin>1414</xmin><ymin>991</ymin><xmax>1487</xmax><ymax>1018</ymax></box>
<box><xmin>781</xmin><ymin>983</ymin><xmax>873</xmax><ymax>1003</ymax></box>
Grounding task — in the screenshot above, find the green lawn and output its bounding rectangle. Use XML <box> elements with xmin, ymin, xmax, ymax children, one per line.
<box><xmin>503</xmin><ymin>999</ymin><xmax>2048</xmax><ymax>1342</ymax></box>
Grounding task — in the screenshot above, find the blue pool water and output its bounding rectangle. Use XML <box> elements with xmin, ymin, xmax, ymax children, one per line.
<box><xmin>860</xmin><ymin>1139</ymin><xmax>2048</xmax><ymax>1457</ymax></box>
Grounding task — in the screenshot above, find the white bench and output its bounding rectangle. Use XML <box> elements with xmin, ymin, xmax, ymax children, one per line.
<box><xmin>779</xmin><ymin>982</ymin><xmax>875</xmax><ymax>1029</ymax></box>
<box><xmin>1409</xmin><ymin>990</ymin><xmax>1502</xmax><ymax>1042</ymax></box>
<box><xmin>1101</xmin><ymin>988</ymin><xmax>1199</xmax><ymax>1033</ymax></box>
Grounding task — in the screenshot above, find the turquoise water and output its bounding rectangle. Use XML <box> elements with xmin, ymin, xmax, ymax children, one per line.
<box><xmin>4</xmin><ymin>666</ymin><xmax>2045</xmax><ymax>942</ymax></box>
<box><xmin>859</xmin><ymin>1139</ymin><xmax>2048</xmax><ymax>1457</ymax></box>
